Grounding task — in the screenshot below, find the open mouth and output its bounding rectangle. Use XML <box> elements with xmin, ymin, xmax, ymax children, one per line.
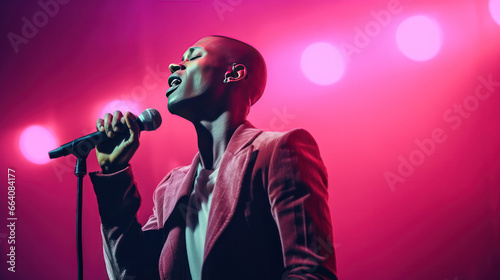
<box><xmin>166</xmin><ymin>76</ymin><xmax>182</xmax><ymax>97</ymax></box>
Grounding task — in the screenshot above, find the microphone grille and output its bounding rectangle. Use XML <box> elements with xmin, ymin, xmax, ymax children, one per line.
<box><xmin>139</xmin><ymin>108</ymin><xmax>162</xmax><ymax>131</ymax></box>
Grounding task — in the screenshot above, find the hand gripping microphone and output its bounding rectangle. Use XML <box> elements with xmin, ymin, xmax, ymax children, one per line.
<box><xmin>48</xmin><ymin>108</ymin><xmax>162</xmax><ymax>159</ymax></box>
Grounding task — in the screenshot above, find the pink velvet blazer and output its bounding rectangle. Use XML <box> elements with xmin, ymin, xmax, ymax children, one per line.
<box><xmin>90</xmin><ymin>121</ymin><xmax>337</xmax><ymax>280</ymax></box>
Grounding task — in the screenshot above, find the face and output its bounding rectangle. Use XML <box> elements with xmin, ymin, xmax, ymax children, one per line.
<box><xmin>166</xmin><ymin>37</ymin><xmax>230</xmax><ymax>120</ymax></box>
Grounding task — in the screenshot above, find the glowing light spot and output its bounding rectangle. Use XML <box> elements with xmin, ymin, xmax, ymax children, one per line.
<box><xmin>100</xmin><ymin>100</ymin><xmax>140</xmax><ymax>118</ymax></box>
<box><xmin>396</xmin><ymin>16</ymin><xmax>442</xmax><ymax>61</ymax></box>
<box><xmin>490</xmin><ymin>0</ymin><xmax>500</xmax><ymax>26</ymax></box>
<box><xmin>301</xmin><ymin>42</ymin><xmax>345</xmax><ymax>85</ymax></box>
<box><xmin>19</xmin><ymin>126</ymin><xmax>58</xmax><ymax>164</ymax></box>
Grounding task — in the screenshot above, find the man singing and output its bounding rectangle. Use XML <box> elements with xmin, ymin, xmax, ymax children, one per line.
<box><xmin>90</xmin><ymin>35</ymin><xmax>337</xmax><ymax>280</ymax></box>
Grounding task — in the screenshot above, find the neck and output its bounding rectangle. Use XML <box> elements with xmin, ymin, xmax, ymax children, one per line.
<box><xmin>193</xmin><ymin>111</ymin><xmax>245</xmax><ymax>170</ymax></box>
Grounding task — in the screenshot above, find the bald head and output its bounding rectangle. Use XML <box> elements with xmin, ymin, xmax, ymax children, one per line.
<box><xmin>196</xmin><ymin>35</ymin><xmax>267</xmax><ymax>106</ymax></box>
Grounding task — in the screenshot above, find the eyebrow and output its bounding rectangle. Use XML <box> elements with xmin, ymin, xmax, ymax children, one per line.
<box><xmin>182</xmin><ymin>47</ymin><xmax>202</xmax><ymax>61</ymax></box>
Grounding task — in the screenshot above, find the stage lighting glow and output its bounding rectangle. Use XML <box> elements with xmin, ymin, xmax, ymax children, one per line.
<box><xmin>19</xmin><ymin>125</ymin><xmax>58</xmax><ymax>164</ymax></box>
<box><xmin>100</xmin><ymin>99</ymin><xmax>140</xmax><ymax>118</ymax></box>
<box><xmin>396</xmin><ymin>16</ymin><xmax>441</xmax><ymax>61</ymax></box>
<box><xmin>490</xmin><ymin>0</ymin><xmax>500</xmax><ymax>26</ymax></box>
<box><xmin>301</xmin><ymin>42</ymin><xmax>345</xmax><ymax>85</ymax></box>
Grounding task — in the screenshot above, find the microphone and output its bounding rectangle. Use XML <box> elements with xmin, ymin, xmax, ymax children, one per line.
<box><xmin>48</xmin><ymin>108</ymin><xmax>162</xmax><ymax>159</ymax></box>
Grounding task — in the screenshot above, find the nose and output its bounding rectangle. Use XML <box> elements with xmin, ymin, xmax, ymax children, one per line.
<box><xmin>169</xmin><ymin>63</ymin><xmax>186</xmax><ymax>74</ymax></box>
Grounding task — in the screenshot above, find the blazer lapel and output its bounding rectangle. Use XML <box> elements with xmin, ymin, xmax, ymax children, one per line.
<box><xmin>159</xmin><ymin>154</ymin><xmax>200</xmax><ymax>226</ymax></box>
<box><xmin>203</xmin><ymin>121</ymin><xmax>262</xmax><ymax>262</ymax></box>
<box><xmin>158</xmin><ymin>154</ymin><xmax>199</xmax><ymax>279</ymax></box>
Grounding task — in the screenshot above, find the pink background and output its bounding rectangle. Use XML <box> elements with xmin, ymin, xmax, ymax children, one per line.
<box><xmin>1</xmin><ymin>0</ymin><xmax>499</xmax><ymax>279</ymax></box>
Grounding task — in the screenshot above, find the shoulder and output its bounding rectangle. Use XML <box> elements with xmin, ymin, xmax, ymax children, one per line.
<box><xmin>258</xmin><ymin>128</ymin><xmax>326</xmax><ymax>177</ymax></box>
<box><xmin>253</xmin><ymin>128</ymin><xmax>319</xmax><ymax>152</ymax></box>
<box><xmin>234</xmin><ymin>121</ymin><xmax>318</xmax><ymax>152</ymax></box>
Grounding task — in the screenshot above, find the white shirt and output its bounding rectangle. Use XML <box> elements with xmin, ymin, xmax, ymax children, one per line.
<box><xmin>185</xmin><ymin>163</ymin><xmax>219</xmax><ymax>280</ymax></box>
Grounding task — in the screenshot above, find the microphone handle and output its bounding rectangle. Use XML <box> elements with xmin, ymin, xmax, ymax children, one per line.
<box><xmin>48</xmin><ymin>120</ymin><xmax>145</xmax><ymax>159</ymax></box>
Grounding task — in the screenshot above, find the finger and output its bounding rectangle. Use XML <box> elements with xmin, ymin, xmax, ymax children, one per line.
<box><xmin>124</xmin><ymin>111</ymin><xmax>140</xmax><ymax>141</ymax></box>
<box><xmin>96</xmin><ymin>118</ymin><xmax>104</xmax><ymax>132</ymax></box>
<box><xmin>104</xmin><ymin>113</ymin><xmax>114</xmax><ymax>137</ymax></box>
<box><xmin>111</xmin><ymin>110</ymin><xmax>124</xmax><ymax>132</ymax></box>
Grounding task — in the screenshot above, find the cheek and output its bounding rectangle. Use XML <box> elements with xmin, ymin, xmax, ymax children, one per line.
<box><xmin>193</xmin><ymin>73</ymin><xmax>204</xmax><ymax>90</ymax></box>
<box><xmin>196</xmin><ymin>66</ymin><xmax>219</xmax><ymax>91</ymax></box>
<box><xmin>181</xmin><ymin>68</ymin><xmax>202</xmax><ymax>96</ymax></box>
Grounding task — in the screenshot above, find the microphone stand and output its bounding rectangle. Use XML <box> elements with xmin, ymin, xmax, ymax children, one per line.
<box><xmin>50</xmin><ymin>139</ymin><xmax>96</xmax><ymax>280</ymax></box>
<box><xmin>48</xmin><ymin>108</ymin><xmax>162</xmax><ymax>280</ymax></box>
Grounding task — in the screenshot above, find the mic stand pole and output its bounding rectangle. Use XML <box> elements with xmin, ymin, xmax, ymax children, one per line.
<box><xmin>49</xmin><ymin>140</ymin><xmax>95</xmax><ymax>280</ymax></box>
<box><xmin>75</xmin><ymin>156</ymin><xmax>87</xmax><ymax>280</ymax></box>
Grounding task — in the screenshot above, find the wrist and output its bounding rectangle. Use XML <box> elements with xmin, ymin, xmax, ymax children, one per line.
<box><xmin>101</xmin><ymin>164</ymin><xmax>128</xmax><ymax>174</ymax></box>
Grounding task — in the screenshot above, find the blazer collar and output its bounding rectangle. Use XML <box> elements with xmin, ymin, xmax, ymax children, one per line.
<box><xmin>224</xmin><ymin>120</ymin><xmax>263</xmax><ymax>156</ymax></box>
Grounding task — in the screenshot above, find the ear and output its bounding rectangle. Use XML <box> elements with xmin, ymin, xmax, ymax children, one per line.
<box><xmin>223</xmin><ymin>63</ymin><xmax>247</xmax><ymax>84</ymax></box>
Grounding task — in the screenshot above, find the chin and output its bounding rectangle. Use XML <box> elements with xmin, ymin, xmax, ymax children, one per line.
<box><xmin>167</xmin><ymin>87</ymin><xmax>224</xmax><ymax>121</ymax></box>
<box><xmin>167</xmin><ymin>96</ymin><xmax>201</xmax><ymax>122</ymax></box>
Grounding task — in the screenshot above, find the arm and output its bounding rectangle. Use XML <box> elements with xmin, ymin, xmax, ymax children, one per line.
<box><xmin>267</xmin><ymin>129</ymin><xmax>338</xmax><ymax>280</ymax></box>
<box><xmin>90</xmin><ymin>110</ymin><xmax>163</xmax><ymax>279</ymax></box>
<box><xmin>90</xmin><ymin>166</ymin><xmax>164</xmax><ymax>280</ymax></box>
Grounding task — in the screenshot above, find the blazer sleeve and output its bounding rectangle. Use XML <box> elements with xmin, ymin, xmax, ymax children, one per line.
<box><xmin>90</xmin><ymin>166</ymin><xmax>166</xmax><ymax>280</ymax></box>
<box><xmin>267</xmin><ymin>129</ymin><xmax>338</xmax><ymax>280</ymax></box>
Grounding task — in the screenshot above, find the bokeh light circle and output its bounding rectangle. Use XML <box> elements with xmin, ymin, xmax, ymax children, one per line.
<box><xmin>100</xmin><ymin>99</ymin><xmax>140</xmax><ymax>118</ymax></box>
<box><xmin>19</xmin><ymin>125</ymin><xmax>58</xmax><ymax>164</ymax></box>
<box><xmin>490</xmin><ymin>0</ymin><xmax>500</xmax><ymax>26</ymax></box>
<box><xmin>301</xmin><ymin>42</ymin><xmax>345</xmax><ymax>85</ymax></box>
<box><xmin>396</xmin><ymin>16</ymin><xmax>442</xmax><ymax>61</ymax></box>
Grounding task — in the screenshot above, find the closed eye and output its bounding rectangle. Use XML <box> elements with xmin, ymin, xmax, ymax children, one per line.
<box><xmin>189</xmin><ymin>55</ymin><xmax>201</xmax><ymax>61</ymax></box>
